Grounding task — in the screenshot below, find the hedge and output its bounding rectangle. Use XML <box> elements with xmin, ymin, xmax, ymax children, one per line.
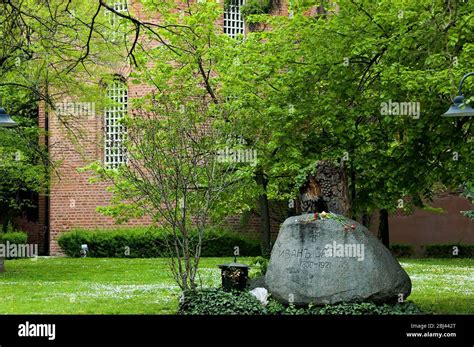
<box><xmin>389</xmin><ymin>244</ymin><xmax>415</xmax><ymax>258</ymax></box>
<box><xmin>390</xmin><ymin>243</ymin><xmax>474</xmax><ymax>258</ymax></box>
<box><xmin>58</xmin><ymin>227</ymin><xmax>261</xmax><ymax>258</ymax></box>
<box><xmin>0</xmin><ymin>232</ymin><xmax>28</xmax><ymax>245</ymax></box>
<box><xmin>178</xmin><ymin>288</ymin><xmax>266</xmax><ymax>315</ymax></box>
<box><xmin>423</xmin><ymin>244</ymin><xmax>474</xmax><ymax>258</ymax></box>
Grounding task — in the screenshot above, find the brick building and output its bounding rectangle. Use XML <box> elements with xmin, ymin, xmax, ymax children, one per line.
<box><xmin>24</xmin><ymin>0</ymin><xmax>289</xmax><ymax>255</ymax></box>
<box><xmin>20</xmin><ymin>0</ymin><xmax>473</xmax><ymax>255</ymax></box>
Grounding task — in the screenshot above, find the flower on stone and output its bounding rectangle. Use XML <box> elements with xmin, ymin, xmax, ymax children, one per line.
<box><xmin>351</xmin><ymin>224</ymin><xmax>356</xmax><ymax>230</ymax></box>
<box><xmin>313</xmin><ymin>212</ymin><xmax>319</xmax><ymax>220</ymax></box>
<box><xmin>344</xmin><ymin>225</ymin><xmax>350</xmax><ymax>231</ymax></box>
<box><xmin>320</xmin><ymin>211</ymin><xmax>328</xmax><ymax>218</ymax></box>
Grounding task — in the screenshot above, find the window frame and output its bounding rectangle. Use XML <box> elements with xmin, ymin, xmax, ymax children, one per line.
<box><xmin>104</xmin><ymin>78</ymin><xmax>129</xmax><ymax>169</ymax></box>
<box><xmin>223</xmin><ymin>0</ymin><xmax>245</xmax><ymax>38</ymax></box>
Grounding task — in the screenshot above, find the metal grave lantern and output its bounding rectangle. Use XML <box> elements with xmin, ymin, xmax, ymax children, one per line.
<box><xmin>442</xmin><ymin>72</ymin><xmax>474</xmax><ymax>118</ymax></box>
<box><xmin>218</xmin><ymin>256</ymin><xmax>250</xmax><ymax>292</ymax></box>
<box><xmin>0</xmin><ymin>108</ymin><xmax>17</xmax><ymax>128</ymax></box>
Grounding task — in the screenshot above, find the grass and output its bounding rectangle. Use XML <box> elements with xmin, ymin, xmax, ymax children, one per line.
<box><xmin>399</xmin><ymin>258</ymin><xmax>474</xmax><ymax>314</ymax></box>
<box><xmin>0</xmin><ymin>257</ymin><xmax>472</xmax><ymax>314</ymax></box>
<box><xmin>0</xmin><ymin>257</ymin><xmax>232</xmax><ymax>314</ymax></box>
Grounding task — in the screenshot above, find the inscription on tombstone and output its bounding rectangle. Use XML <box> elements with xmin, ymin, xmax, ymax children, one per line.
<box><xmin>265</xmin><ymin>213</ymin><xmax>412</xmax><ymax>305</ymax></box>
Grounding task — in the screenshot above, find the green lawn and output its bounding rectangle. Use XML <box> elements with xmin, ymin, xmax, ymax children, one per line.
<box><xmin>0</xmin><ymin>257</ymin><xmax>472</xmax><ymax>314</ymax></box>
<box><xmin>399</xmin><ymin>258</ymin><xmax>474</xmax><ymax>314</ymax></box>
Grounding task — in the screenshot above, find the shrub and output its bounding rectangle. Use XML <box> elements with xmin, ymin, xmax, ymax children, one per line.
<box><xmin>240</xmin><ymin>0</ymin><xmax>272</xmax><ymax>19</ymax></box>
<box><xmin>200</xmin><ymin>227</ymin><xmax>261</xmax><ymax>257</ymax></box>
<box><xmin>58</xmin><ymin>227</ymin><xmax>261</xmax><ymax>258</ymax></box>
<box><xmin>266</xmin><ymin>299</ymin><xmax>422</xmax><ymax>315</ymax></box>
<box><xmin>310</xmin><ymin>301</ymin><xmax>422</xmax><ymax>315</ymax></box>
<box><xmin>178</xmin><ymin>288</ymin><xmax>266</xmax><ymax>315</ymax></box>
<box><xmin>249</xmin><ymin>256</ymin><xmax>269</xmax><ymax>278</ymax></box>
<box><xmin>390</xmin><ymin>244</ymin><xmax>415</xmax><ymax>258</ymax></box>
<box><xmin>424</xmin><ymin>244</ymin><xmax>474</xmax><ymax>258</ymax></box>
<box><xmin>58</xmin><ymin>227</ymin><xmax>163</xmax><ymax>258</ymax></box>
<box><xmin>177</xmin><ymin>288</ymin><xmax>424</xmax><ymax>315</ymax></box>
<box><xmin>0</xmin><ymin>232</ymin><xmax>29</xmax><ymax>259</ymax></box>
<box><xmin>0</xmin><ymin>232</ymin><xmax>28</xmax><ymax>245</ymax></box>
<box><xmin>463</xmin><ymin>210</ymin><xmax>474</xmax><ymax>219</ymax></box>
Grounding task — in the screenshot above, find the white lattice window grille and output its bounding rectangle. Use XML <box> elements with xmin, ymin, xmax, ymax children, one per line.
<box><xmin>112</xmin><ymin>0</ymin><xmax>128</xmax><ymax>12</ymax></box>
<box><xmin>104</xmin><ymin>80</ymin><xmax>128</xmax><ymax>169</ymax></box>
<box><xmin>106</xmin><ymin>0</ymin><xmax>128</xmax><ymax>39</ymax></box>
<box><xmin>224</xmin><ymin>0</ymin><xmax>245</xmax><ymax>38</ymax></box>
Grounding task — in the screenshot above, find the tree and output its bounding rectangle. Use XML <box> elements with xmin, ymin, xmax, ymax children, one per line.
<box><xmin>33</xmin><ymin>0</ymin><xmax>472</xmax><ymax>282</ymax></box>
<box><xmin>89</xmin><ymin>104</ymin><xmax>252</xmax><ymax>290</ymax></box>
<box><xmin>85</xmin><ymin>1</ymin><xmax>257</xmax><ymax>290</ymax></box>
<box><xmin>78</xmin><ymin>0</ymin><xmax>473</xmax><ymax>259</ymax></box>
<box><xmin>0</xmin><ymin>0</ymin><xmax>135</xmax><ymax>224</ymax></box>
<box><xmin>0</xmin><ymin>89</ymin><xmax>47</xmax><ymax>231</ymax></box>
<box><xmin>216</xmin><ymin>0</ymin><xmax>473</xmax><ymax>246</ymax></box>
<box><xmin>0</xmin><ymin>0</ymin><xmax>130</xmax><ymax>270</ymax></box>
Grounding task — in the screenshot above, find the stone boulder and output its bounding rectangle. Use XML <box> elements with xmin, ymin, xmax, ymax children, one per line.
<box><xmin>265</xmin><ymin>213</ymin><xmax>411</xmax><ymax>305</ymax></box>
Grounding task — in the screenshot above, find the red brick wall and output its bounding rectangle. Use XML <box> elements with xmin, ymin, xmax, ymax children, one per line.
<box><xmin>379</xmin><ymin>194</ymin><xmax>474</xmax><ymax>248</ymax></box>
<box><xmin>46</xmin><ymin>80</ymin><xmax>159</xmax><ymax>255</ymax></box>
<box><xmin>224</xmin><ymin>202</ymin><xmax>287</xmax><ymax>243</ymax></box>
<box><xmin>39</xmin><ymin>1</ymin><xmax>292</xmax><ymax>255</ymax></box>
<box><xmin>366</xmin><ymin>193</ymin><xmax>474</xmax><ymax>254</ymax></box>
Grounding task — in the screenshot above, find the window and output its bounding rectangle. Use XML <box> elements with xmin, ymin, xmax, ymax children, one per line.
<box><xmin>104</xmin><ymin>80</ymin><xmax>128</xmax><ymax>169</ymax></box>
<box><xmin>224</xmin><ymin>0</ymin><xmax>245</xmax><ymax>38</ymax></box>
<box><xmin>106</xmin><ymin>0</ymin><xmax>128</xmax><ymax>39</ymax></box>
<box><xmin>111</xmin><ymin>0</ymin><xmax>128</xmax><ymax>13</ymax></box>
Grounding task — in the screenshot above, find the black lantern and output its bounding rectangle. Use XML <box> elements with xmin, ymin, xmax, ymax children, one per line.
<box><xmin>0</xmin><ymin>107</ymin><xmax>17</xmax><ymax>128</ymax></box>
<box><xmin>218</xmin><ymin>258</ymin><xmax>250</xmax><ymax>291</ymax></box>
<box><xmin>442</xmin><ymin>72</ymin><xmax>474</xmax><ymax>118</ymax></box>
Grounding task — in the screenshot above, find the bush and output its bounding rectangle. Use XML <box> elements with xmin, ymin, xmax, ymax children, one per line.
<box><xmin>249</xmin><ymin>256</ymin><xmax>269</xmax><ymax>278</ymax></box>
<box><xmin>424</xmin><ymin>244</ymin><xmax>474</xmax><ymax>258</ymax></box>
<box><xmin>240</xmin><ymin>0</ymin><xmax>272</xmax><ymax>19</ymax></box>
<box><xmin>0</xmin><ymin>232</ymin><xmax>28</xmax><ymax>245</ymax></box>
<box><xmin>390</xmin><ymin>244</ymin><xmax>415</xmax><ymax>258</ymax></box>
<box><xmin>177</xmin><ymin>288</ymin><xmax>424</xmax><ymax>315</ymax></box>
<box><xmin>0</xmin><ymin>232</ymin><xmax>29</xmax><ymax>259</ymax></box>
<box><xmin>315</xmin><ymin>302</ymin><xmax>420</xmax><ymax>315</ymax></box>
<box><xmin>178</xmin><ymin>288</ymin><xmax>266</xmax><ymax>315</ymax></box>
<box><xmin>58</xmin><ymin>227</ymin><xmax>261</xmax><ymax>258</ymax></box>
<box><xmin>266</xmin><ymin>299</ymin><xmax>422</xmax><ymax>315</ymax></box>
<box><xmin>200</xmin><ymin>227</ymin><xmax>261</xmax><ymax>257</ymax></box>
<box><xmin>58</xmin><ymin>227</ymin><xmax>162</xmax><ymax>258</ymax></box>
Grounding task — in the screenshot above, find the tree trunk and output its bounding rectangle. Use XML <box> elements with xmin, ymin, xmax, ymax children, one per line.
<box><xmin>0</xmin><ymin>257</ymin><xmax>4</xmax><ymax>272</ymax></box>
<box><xmin>378</xmin><ymin>209</ymin><xmax>390</xmax><ymax>248</ymax></box>
<box><xmin>256</xmin><ymin>172</ymin><xmax>271</xmax><ymax>257</ymax></box>
<box><xmin>362</xmin><ymin>213</ymin><xmax>370</xmax><ymax>228</ymax></box>
<box><xmin>350</xmin><ymin>167</ymin><xmax>357</xmax><ymax>220</ymax></box>
<box><xmin>299</xmin><ymin>160</ymin><xmax>350</xmax><ymax>216</ymax></box>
